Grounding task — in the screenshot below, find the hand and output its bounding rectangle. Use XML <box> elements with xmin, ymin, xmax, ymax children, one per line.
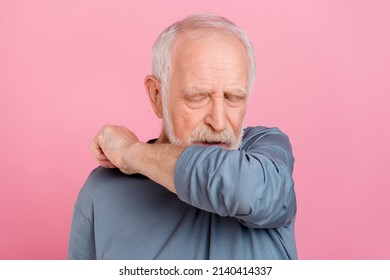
<box><xmin>91</xmin><ymin>125</ymin><xmax>139</xmax><ymax>174</ymax></box>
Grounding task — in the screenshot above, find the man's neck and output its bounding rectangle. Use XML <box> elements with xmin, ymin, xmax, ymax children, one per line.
<box><xmin>154</xmin><ymin>130</ymin><xmax>170</xmax><ymax>145</ymax></box>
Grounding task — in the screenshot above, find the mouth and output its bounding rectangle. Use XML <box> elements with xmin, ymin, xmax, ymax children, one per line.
<box><xmin>196</xmin><ymin>141</ymin><xmax>226</xmax><ymax>147</ymax></box>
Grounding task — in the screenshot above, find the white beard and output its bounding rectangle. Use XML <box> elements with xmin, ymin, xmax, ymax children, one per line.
<box><xmin>162</xmin><ymin>98</ymin><xmax>243</xmax><ymax>150</ymax></box>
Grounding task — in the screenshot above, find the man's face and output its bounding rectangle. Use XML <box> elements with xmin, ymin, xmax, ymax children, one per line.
<box><xmin>163</xmin><ymin>31</ymin><xmax>249</xmax><ymax>150</ymax></box>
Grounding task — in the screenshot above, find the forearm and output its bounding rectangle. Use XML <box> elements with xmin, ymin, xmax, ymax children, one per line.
<box><xmin>126</xmin><ymin>142</ymin><xmax>186</xmax><ymax>193</ymax></box>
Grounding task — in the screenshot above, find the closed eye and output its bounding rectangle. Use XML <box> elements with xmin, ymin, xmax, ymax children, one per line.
<box><xmin>187</xmin><ymin>94</ymin><xmax>208</xmax><ymax>102</ymax></box>
<box><xmin>184</xmin><ymin>93</ymin><xmax>210</xmax><ymax>108</ymax></box>
<box><xmin>224</xmin><ymin>93</ymin><xmax>247</xmax><ymax>106</ymax></box>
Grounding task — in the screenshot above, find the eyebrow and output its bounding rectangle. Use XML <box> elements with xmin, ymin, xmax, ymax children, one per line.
<box><xmin>224</xmin><ymin>88</ymin><xmax>248</xmax><ymax>97</ymax></box>
<box><xmin>183</xmin><ymin>87</ymin><xmax>211</xmax><ymax>96</ymax></box>
<box><xmin>183</xmin><ymin>87</ymin><xmax>248</xmax><ymax>96</ymax></box>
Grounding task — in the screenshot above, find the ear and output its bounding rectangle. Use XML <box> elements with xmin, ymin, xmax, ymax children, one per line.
<box><xmin>144</xmin><ymin>75</ymin><xmax>163</xmax><ymax>119</ymax></box>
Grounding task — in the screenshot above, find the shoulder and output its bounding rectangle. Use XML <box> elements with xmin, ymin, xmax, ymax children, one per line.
<box><xmin>78</xmin><ymin>167</ymin><xmax>128</xmax><ymax>197</ymax></box>
<box><xmin>74</xmin><ymin>167</ymin><xmax>149</xmax><ymax>214</ymax></box>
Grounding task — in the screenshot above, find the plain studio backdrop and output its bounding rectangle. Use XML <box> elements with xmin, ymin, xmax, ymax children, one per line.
<box><xmin>0</xmin><ymin>0</ymin><xmax>389</xmax><ymax>259</ymax></box>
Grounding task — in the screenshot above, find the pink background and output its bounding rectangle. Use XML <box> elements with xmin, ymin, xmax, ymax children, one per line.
<box><xmin>1</xmin><ymin>0</ymin><xmax>389</xmax><ymax>259</ymax></box>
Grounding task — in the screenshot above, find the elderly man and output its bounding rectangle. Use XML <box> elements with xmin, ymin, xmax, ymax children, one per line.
<box><xmin>68</xmin><ymin>14</ymin><xmax>297</xmax><ymax>259</ymax></box>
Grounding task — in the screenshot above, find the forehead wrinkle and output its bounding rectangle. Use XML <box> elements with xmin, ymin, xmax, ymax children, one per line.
<box><xmin>180</xmin><ymin>62</ymin><xmax>248</xmax><ymax>95</ymax></box>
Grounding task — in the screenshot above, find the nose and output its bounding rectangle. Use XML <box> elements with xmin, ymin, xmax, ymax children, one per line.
<box><xmin>204</xmin><ymin>97</ymin><xmax>227</xmax><ymax>132</ymax></box>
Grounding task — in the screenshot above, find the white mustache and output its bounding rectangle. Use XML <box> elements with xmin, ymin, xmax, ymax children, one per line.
<box><xmin>189</xmin><ymin>126</ymin><xmax>235</xmax><ymax>145</ymax></box>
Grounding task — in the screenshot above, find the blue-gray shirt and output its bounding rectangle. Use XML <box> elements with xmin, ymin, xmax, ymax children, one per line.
<box><xmin>68</xmin><ymin>126</ymin><xmax>297</xmax><ymax>259</ymax></box>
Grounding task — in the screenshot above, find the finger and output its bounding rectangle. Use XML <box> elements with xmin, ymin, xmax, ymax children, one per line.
<box><xmin>96</xmin><ymin>151</ymin><xmax>109</xmax><ymax>161</ymax></box>
<box><xmin>91</xmin><ymin>135</ymin><xmax>106</xmax><ymax>158</ymax></box>
<box><xmin>98</xmin><ymin>159</ymin><xmax>116</xmax><ymax>169</ymax></box>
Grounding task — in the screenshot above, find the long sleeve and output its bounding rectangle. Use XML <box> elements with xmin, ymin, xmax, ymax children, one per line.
<box><xmin>67</xmin><ymin>172</ymin><xmax>97</xmax><ymax>260</ymax></box>
<box><xmin>67</xmin><ymin>208</ymin><xmax>96</xmax><ymax>259</ymax></box>
<box><xmin>174</xmin><ymin>126</ymin><xmax>296</xmax><ymax>229</ymax></box>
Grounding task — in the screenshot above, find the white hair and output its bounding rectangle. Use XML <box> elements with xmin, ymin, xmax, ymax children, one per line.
<box><xmin>152</xmin><ymin>13</ymin><xmax>256</xmax><ymax>97</ymax></box>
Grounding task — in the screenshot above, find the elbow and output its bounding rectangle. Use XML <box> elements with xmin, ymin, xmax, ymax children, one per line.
<box><xmin>235</xmin><ymin>165</ymin><xmax>297</xmax><ymax>229</ymax></box>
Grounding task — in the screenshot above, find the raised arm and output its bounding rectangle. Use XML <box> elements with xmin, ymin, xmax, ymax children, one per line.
<box><xmin>92</xmin><ymin>125</ymin><xmax>296</xmax><ymax>229</ymax></box>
